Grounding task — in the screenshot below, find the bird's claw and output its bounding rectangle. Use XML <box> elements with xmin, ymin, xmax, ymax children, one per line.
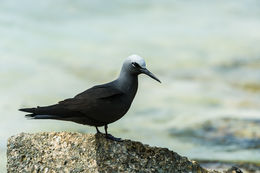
<box><xmin>105</xmin><ymin>134</ymin><xmax>122</xmax><ymax>142</ymax></box>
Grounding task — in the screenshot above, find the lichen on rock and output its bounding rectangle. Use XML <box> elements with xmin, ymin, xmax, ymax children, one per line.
<box><xmin>7</xmin><ymin>132</ymin><xmax>216</xmax><ymax>173</ymax></box>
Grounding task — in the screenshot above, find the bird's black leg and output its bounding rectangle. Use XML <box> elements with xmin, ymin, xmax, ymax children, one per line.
<box><xmin>95</xmin><ymin>126</ymin><xmax>101</xmax><ymax>134</ymax></box>
<box><xmin>104</xmin><ymin>124</ymin><xmax>122</xmax><ymax>142</ymax></box>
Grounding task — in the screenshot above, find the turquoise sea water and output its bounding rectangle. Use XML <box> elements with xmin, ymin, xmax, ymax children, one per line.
<box><xmin>1</xmin><ymin>0</ymin><xmax>260</xmax><ymax>171</ymax></box>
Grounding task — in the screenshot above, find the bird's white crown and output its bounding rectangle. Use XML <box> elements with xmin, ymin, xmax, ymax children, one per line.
<box><xmin>126</xmin><ymin>54</ymin><xmax>146</xmax><ymax>68</ymax></box>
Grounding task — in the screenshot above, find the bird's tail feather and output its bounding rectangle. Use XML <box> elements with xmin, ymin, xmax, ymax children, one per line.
<box><xmin>25</xmin><ymin>113</ymin><xmax>35</xmax><ymax>118</ymax></box>
<box><xmin>20</xmin><ymin>105</ymin><xmax>64</xmax><ymax>119</ymax></box>
<box><xmin>20</xmin><ymin>105</ymin><xmax>75</xmax><ymax>120</ymax></box>
<box><xmin>25</xmin><ymin>114</ymin><xmax>59</xmax><ymax>119</ymax></box>
<box><xmin>19</xmin><ymin>108</ymin><xmax>36</xmax><ymax>113</ymax></box>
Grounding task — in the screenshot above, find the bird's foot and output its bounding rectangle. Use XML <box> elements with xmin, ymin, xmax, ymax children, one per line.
<box><xmin>105</xmin><ymin>134</ymin><xmax>122</xmax><ymax>142</ymax></box>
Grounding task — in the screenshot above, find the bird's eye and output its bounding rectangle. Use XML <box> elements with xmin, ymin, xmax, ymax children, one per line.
<box><xmin>132</xmin><ymin>62</ymin><xmax>141</xmax><ymax>68</ymax></box>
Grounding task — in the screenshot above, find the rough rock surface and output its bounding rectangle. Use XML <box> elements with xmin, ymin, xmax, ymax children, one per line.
<box><xmin>7</xmin><ymin>132</ymin><xmax>217</xmax><ymax>173</ymax></box>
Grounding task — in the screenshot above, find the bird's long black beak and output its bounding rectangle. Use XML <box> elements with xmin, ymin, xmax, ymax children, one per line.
<box><xmin>140</xmin><ymin>68</ymin><xmax>161</xmax><ymax>83</ymax></box>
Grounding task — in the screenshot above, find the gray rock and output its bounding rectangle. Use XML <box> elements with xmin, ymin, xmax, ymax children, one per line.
<box><xmin>7</xmin><ymin>132</ymin><xmax>217</xmax><ymax>173</ymax></box>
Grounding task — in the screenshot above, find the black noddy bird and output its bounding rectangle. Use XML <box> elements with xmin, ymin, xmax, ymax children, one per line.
<box><xmin>19</xmin><ymin>55</ymin><xmax>161</xmax><ymax>141</ymax></box>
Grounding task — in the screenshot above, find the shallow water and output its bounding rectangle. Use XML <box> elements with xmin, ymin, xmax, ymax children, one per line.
<box><xmin>1</xmin><ymin>0</ymin><xmax>260</xmax><ymax>171</ymax></box>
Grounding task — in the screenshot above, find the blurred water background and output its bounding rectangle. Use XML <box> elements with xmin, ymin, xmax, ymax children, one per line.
<box><xmin>1</xmin><ymin>0</ymin><xmax>260</xmax><ymax>171</ymax></box>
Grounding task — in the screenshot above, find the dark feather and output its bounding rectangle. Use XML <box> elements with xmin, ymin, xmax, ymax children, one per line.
<box><xmin>19</xmin><ymin>84</ymin><xmax>130</xmax><ymax>126</ymax></box>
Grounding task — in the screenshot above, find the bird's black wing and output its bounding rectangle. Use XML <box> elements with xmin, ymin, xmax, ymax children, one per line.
<box><xmin>57</xmin><ymin>84</ymin><xmax>127</xmax><ymax>124</ymax></box>
<box><xmin>20</xmin><ymin>84</ymin><xmax>126</xmax><ymax>125</ymax></box>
